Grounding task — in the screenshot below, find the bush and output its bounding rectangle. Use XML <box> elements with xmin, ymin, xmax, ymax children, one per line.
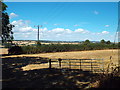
<box><xmin>8</xmin><ymin>46</ymin><xmax>23</xmax><ymax>55</ymax></box>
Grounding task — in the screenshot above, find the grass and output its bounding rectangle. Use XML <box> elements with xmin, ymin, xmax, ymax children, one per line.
<box><xmin>1</xmin><ymin>48</ymin><xmax>119</xmax><ymax>89</ymax></box>
<box><xmin>2</xmin><ymin>49</ymin><xmax>118</xmax><ymax>73</ymax></box>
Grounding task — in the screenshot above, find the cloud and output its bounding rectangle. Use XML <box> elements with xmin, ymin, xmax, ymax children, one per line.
<box><xmin>40</xmin><ymin>27</ymin><xmax>48</xmax><ymax>32</ymax></box>
<box><xmin>11</xmin><ymin>20</ymin><xmax>24</xmax><ymax>27</ymax></box>
<box><xmin>102</xmin><ymin>31</ymin><xmax>109</xmax><ymax>34</ymax></box>
<box><xmin>49</xmin><ymin>28</ymin><xmax>64</xmax><ymax>34</ymax></box>
<box><xmin>11</xmin><ymin>20</ymin><xmax>30</xmax><ymax>27</ymax></box>
<box><xmin>94</xmin><ymin>10</ymin><xmax>99</xmax><ymax>15</ymax></box>
<box><xmin>11</xmin><ymin>20</ymin><xmax>38</xmax><ymax>40</ymax></box>
<box><xmin>49</xmin><ymin>28</ymin><xmax>72</xmax><ymax>34</ymax></box>
<box><xmin>11</xmin><ymin>20</ymin><xmax>37</xmax><ymax>34</ymax></box>
<box><xmin>9</xmin><ymin>13</ymin><xmax>18</xmax><ymax>19</ymax></box>
<box><xmin>66</xmin><ymin>29</ymin><xmax>73</xmax><ymax>33</ymax></box>
<box><xmin>74</xmin><ymin>28</ymin><xmax>89</xmax><ymax>34</ymax></box>
<box><xmin>11</xmin><ymin>20</ymin><xmax>112</xmax><ymax>41</ymax></box>
<box><xmin>11</xmin><ymin>20</ymin><xmax>73</xmax><ymax>40</ymax></box>
<box><xmin>105</xmin><ymin>25</ymin><xmax>110</xmax><ymax>27</ymax></box>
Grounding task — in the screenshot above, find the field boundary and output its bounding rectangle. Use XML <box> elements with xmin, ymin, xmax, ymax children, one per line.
<box><xmin>48</xmin><ymin>58</ymin><xmax>104</xmax><ymax>73</ymax></box>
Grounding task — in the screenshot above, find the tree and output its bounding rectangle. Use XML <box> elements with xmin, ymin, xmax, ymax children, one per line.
<box><xmin>106</xmin><ymin>40</ymin><xmax>111</xmax><ymax>44</ymax></box>
<box><xmin>100</xmin><ymin>39</ymin><xmax>106</xmax><ymax>44</ymax></box>
<box><xmin>84</xmin><ymin>39</ymin><xmax>90</xmax><ymax>45</ymax></box>
<box><xmin>1</xmin><ymin>2</ymin><xmax>14</xmax><ymax>44</ymax></box>
<box><xmin>36</xmin><ymin>41</ymin><xmax>41</xmax><ymax>46</ymax></box>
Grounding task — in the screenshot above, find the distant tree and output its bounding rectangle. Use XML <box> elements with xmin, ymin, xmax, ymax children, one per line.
<box><xmin>1</xmin><ymin>2</ymin><xmax>14</xmax><ymax>44</ymax></box>
<box><xmin>100</xmin><ymin>39</ymin><xmax>106</xmax><ymax>44</ymax></box>
<box><xmin>106</xmin><ymin>40</ymin><xmax>111</xmax><ymax>44</ymax></box>
<box><xmin>36</xmin><ymin>41</ymin><xmax>41</xmax><ymax>46</ymax></box>
<box><xmin>84</xmin><ymin>39</ymin><xmax>90</xmax><ymax>45</ymax></box>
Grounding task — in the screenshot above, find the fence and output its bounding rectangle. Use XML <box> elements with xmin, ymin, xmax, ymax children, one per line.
<box><xmin>48</xmin><ymin>58</ymin><xmax>104</xmax><ymax>73</ymax></box>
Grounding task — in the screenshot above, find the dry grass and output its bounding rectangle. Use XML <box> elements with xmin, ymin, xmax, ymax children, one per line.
<box><xmin>2</xmin><ymin>49</ymin><xmax>117</xmax><ymax>59</ymax></box>
<box><xmin>0</xmin><ymin>48</ymin><xmax>8</xmax><ymax>55</ymax></box>
<box><xmin>2</xmin><ymin>47</ymin><xmax>119</xmax><ymax>88</ymax></box>
<box><xmin>22</xmin><ymin>62</ymin><xmax>60</xmax><ymax>71</ymax></box>
<box><xmin>1</xmin><ymin>49</ymin><xmax>118</xmax><ymax>72</ymax></box>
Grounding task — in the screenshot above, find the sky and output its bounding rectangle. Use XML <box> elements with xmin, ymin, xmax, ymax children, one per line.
<box><xmin>5</xmin><ymin>2</ymin><xmax>118</xmax><ymax>41</ymax></box>
<box><xmin>3</xmin><ymin>0</ymin><xmax>120</xmax><ymax>2</ymax></box>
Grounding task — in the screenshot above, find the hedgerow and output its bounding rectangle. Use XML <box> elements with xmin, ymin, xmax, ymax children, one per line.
<box><xmin>19</xmin><ymin>43</ymin><xmax>119</xmax><ymax>54</ymax></box>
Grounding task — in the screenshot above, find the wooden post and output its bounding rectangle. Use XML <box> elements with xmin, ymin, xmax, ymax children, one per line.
<box><xmin>49</xmin><ymin>59</ymin><xmax>52</xmax><ymax>69</ymax></box>
<box><xmin>58</xmin><ymin>58</ymin><xmax>62</xmax><ymax>69</ymax></box>
<box><xmin>102</xmin><ymin>59</ymin><xmax>104</xmax><ymax>73</ymax></box>
<box><xmin>69</xmin><ymin>59</ymin><xmax>71</xmax><ymax>69</ymax></box>
<box><xmin>91</xmin><ymin>59</ymin><xmax>93</xmax><ymax>72</ymax></box>
<box><xmin>79</xmin><ymin>59</ymin><xmax>81</xmax><ymax>70</ymax></box>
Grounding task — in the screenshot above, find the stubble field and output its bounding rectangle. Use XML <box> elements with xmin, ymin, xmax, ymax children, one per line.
<box><xmin>1</xmin><ymin>48</ymin><xmax>119</xmax><ymax>88</ymax></box>
<box><xmin>1</xmin><ymin>48</ymin><xmax>118</xmax><ymax>72</ymax></box>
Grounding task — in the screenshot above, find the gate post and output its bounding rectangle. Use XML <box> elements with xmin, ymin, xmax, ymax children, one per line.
<box><xmin>58</xmin><ymin>58</ymin><xmax>62</xmax><ymax>69</ymax></box>
<box><xmin>49</xmin><ymin>59</ymin><xmax>52</xmax><ymax>69</ymax></box>
<box><xmin>102</xmin><ymin>59</ymin><xmax>104</xmax><ymax>73</ymax></box>
<box><xmin>79</xmin><ymin>59</ymin><xmax>81</xmax><ymax>70</ymax></box>
<box><xmin>91</xmin><ymin>59</ymin><xmax>93</xmax><ymax>72</ymax></box>
<box><xmin>69</xmin><ymin>59</ymin><xmax>71</xmax><ymax>69</ymax></box>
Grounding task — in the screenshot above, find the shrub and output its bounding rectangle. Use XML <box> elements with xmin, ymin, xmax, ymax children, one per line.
<box><xmin>8</xmin><ymin>46</ymin><xmax>23</xmax><ymax>55</ymax></box>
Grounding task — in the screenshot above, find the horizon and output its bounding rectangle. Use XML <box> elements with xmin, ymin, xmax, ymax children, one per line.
<box><xmin>10</xmin><ymin>39</ymin><xmax>114</xmax><ymax>42</ymax></box>
<box><xmin>5</xmin><ymin>2</ymin><xmax>118</xmax><ymax>42</ymax></box>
